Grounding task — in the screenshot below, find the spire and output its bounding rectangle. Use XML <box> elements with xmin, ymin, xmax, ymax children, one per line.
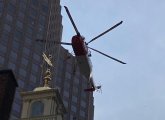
<box><xmin>42</xmin><ymin>52</ymin><xmax>53</xmax><ymax>87</ymax></box>
<box><xmin>43</xmin><ymin>68</ymin><xmax>51</xmax><ymax>87</ymax></box>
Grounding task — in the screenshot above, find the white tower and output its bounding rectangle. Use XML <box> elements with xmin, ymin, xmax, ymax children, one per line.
<box><xmin>20</xmin><ymin>86</ymin><xmax>66</xmax><ymax>120</ymax></box>
<box><xmin>20</xmin><ymin>36</ymin><xmax>66</xmax><ymax>120</ymax></box>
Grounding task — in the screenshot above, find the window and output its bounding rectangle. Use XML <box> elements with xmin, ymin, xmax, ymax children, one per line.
<box><xmin>1</xmin><ymin>30</ymin><xmax>9</xmax><ymax>45</ymax></box>
<box><xmin>31</xmin><ymin>101</ymin><xmax>44</xmax><ymax>117</ymax></box>
<box><xmin>38</xmin><ymin>24</ymin><xmax>45</xmax><ymax>33</ymax></box>
<box><xmin>63</xmin><ymin>90</ymin><xmax>69</xmax><ymax>98</ymax></box>
<box><xmin>37</xmin><ymin>32</ymin><xmax>43</xmax><ymax>39</ymax></box>
<box><xmin>39</xmin><ymin>15</ymin><xmax>46</xmax><ymax>25</ymax></box>
<box><xmin>29</xmin><ymin>7</ymin><xmax>37</xmax><ymax>18</ymax></box>
<box><xmin>63</xmin><ymin>100</ymin><xmax>68</xmax><ymax>108</ymax></box>
<box><xmin>70</xmin><ymin>115</ymin><xmax>73</xmax><ymax>120</ymax></box>
<box><xmin>12</xmin><ymin>41</ymin><xmax>19</xmax><ymax>51</ymax></box>
<box><xmin>82</xmin><ymin>81</ymin><xmax>87</xmax><ymax>89</ymax></box>
<box><xmin>11</xmin><ymin>0</ymin><xmax>17</xmax><ymax>4</ymax></box>
<box><xmin>21</xmin><ymin>58</ymin><xmax>28</xmax><ymax>66</ymax></box>
<box><xmin>18</xmin><ymin>11</ymin><xmax>25</xmax><ymax>20</ymax></box>
<box><xmin>81</xmin><ymin>91</ymin><xmax>87</xmax><ymax>99</ymax></box>
<box><xmin>65</xmin><ymin>72</ymin><xmax>71</xmax><ymax>79</ymax></box>
<box><xmin>72</xmin><ymin>87</ymin><xmax>78</xmax><ymax>94</ymax></box>
<box><xmin>80</xmin><ymin>100</ymin><xmax>86</xmax><ymax>108</ymax></box>
<box><xmin>14</xmin><ymin>29</ymin><xmax>23</xmax><ymax>39</ymax></box>
<box><xmin>23</xmin><ymin>47</ymin><xmax>30</xmax><ymax>56</ymax></box>
<box><xmin>0</xmin><ymin>56</ymin><xmax>4</xmax><ymax>65</ymax></box>
<box><xmin>7</xmin><ymin>3</ymin><xmax>16</xmax><ymax>14</ymax></box>
<box><xmin>66</xmin><ymin>64</ymin><xmax>72</xmax><ymax>72</ymax></box>
<box><xmin>24</xmin><ymin>36</ymin><xmax>32</xmax><ymax>46</ymax></box>
<box><xmin>32</xmin><ymin>63</ymin><xmax>39</xmax><ymax>73</ymax></box>
<box><xmin>27</xmin><ymin>26</ymin><xmax>33</xmax><ymax>36</ymax></box>
<box><xmin>10</xmin><ymin>51</ymin><xmax>17</xmax><ymax>61</ymax></box>
<box><xmin>30</xmin><ymin>74</ymin><xmax>37</xmax><ymax>82</ymax></box>
<box><xmin>41</xmin><ymin>4</ymin><xmax>48</xmax><ymax>14</ymax></box>
<box><xmin>5</xmin><ymin>14</ymin><xmax>13</xmax><ymax>23</ymax></box>
<box><xmin>4</xmin><ymin>24</ymin><xmax>11</xmax><ymax>32</ymax></box>
<box><xmin>18</xmin><ymin>80</ymin><xmax>25</xmax><ymax>87</ymax></box>
<box><xmin>42</xmin><ymin>0</ymin><xmax>48</xmax><ymax>6</ymax></box>
<box><xmin>19</xmin><ymin>1</ymin><xmax>26</xmax><ymax>12</ymax></box>
<box><xmin>19</xmin><ymin>68</ymin><xmax>27</xmax><ymax>77</ymax></box>
<box><xmin>71</xmin><ymin>105</ymin><xmax>76</xmax><ymax>113</ymax></box>
<box><xmin>16</xmin><ymin>20</ymin><xmax>23</xmax><ymax>29</ymax></box>
<box><xmin>72</xmin><ymin>96</ymin><xmax>77</xmax><ymax>103</ymax></box>
<box><xmin>0</xmin><ymin>1</ymin><xmax>3</xmax><ymax>15</ymax></box>
<box><xmin>8</xmin><ymin>62</ymin><xmax>16</xmax><ymax>70</ymax></box>
<box><xmin>0</xmin><ymin>44</ymin><xmax>7</xmax><ymax>54</ymax></box>
<box><xmin>28</xmin><ymin>16</ymin><xmax>35</xmax><ymax>26</ymax></box>
<box><xmin>33</xmin><ymin>53</ymin><xmax>40</xmax><ymax>61</ymax></box>
<box><xmin>31</xmin><ymin>0</ymin><xmax>39</xmax><ymax>6</ymax></box>
<box><xmin>80</xmin><ymin>110</ymin><xmax>85</xmax><ymax>117</ymax></box>
<box><xmin>64</xmin><ymin>82</ymin><xmax>70</xmax><ymax>90</ymax></box>
<box><xmin>74</xmin><ymin>78</ymin><xmax>79</xmax><ymax>85</ymax></box>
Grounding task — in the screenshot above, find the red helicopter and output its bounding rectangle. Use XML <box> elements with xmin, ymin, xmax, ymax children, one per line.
<box><xmin>60</xmin><ymin>6</ymin><xmax>126</xmax><ymax>92</ymax></box>
<box><xmin>37</xmin><ymin>6</ymin><xmax>126</xmax><ymax>92</ymax></box>
<box><xmin>62</xmin><ymin>6</ymin><xmax>125</xmax><ymax>74</ymax></box>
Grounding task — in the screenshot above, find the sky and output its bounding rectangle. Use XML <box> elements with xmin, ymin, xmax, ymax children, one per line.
<box><xmin>60</xmin><ymin>0</ymin><xmax>165</xmax><ymax>120</ymax></box>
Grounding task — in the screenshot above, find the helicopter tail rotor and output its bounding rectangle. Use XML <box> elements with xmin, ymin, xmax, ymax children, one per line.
<box><xmin>96</xmin><ymin>84</ymin><xmax>102</xmax><ymax>93</ymax></box>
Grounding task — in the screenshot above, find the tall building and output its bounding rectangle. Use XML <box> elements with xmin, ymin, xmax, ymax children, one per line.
<box><xmin>56</xmin><ymin>47</ymin><xmax>94</xmax><ymax>120</ymax></box>
<box><xmin>0</xmin><ymin>0</ymin><xmax>94</xmax><ymax>120</ymax></box>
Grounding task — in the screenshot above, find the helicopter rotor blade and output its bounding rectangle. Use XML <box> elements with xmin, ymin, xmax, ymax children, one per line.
<box><xmin>36</xmin><ymin>39</ymin><xmax>72</xmax><ymax>45</ymax></box>
<box><xmin>64</xmin><ymin>6</ymin><xmax>80</xmax><ymax>36</ymax></box>
<box><xmin>55</xmin><ymin>42</ymin><xmax>72</xmax><ymax>45</ymax></box>
<box><xmin>88</xmin><ymin>46</ymin><xmax>126</xmax><ymax>64</ymax></box>
<box><xmin>87</xmin><ymin>21</ymin><xmax>123</xmax><ymax>44</ymax></box>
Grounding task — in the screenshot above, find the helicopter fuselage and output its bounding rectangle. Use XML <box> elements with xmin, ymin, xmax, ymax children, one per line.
<box><xmin>71</xmin><ymin>35</ymin><xmax>88</xmax><ymax>56</ymax></box>
<box><xmin>71</xmin><ymin>35</ymin><xmax>92</xmax><ymax>80</ymax></box>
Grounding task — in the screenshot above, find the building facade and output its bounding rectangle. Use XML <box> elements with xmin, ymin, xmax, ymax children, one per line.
<box><xmin>20</xmin><ymin>86</ymin><xmax>66</xmax><ymax>120</ymax></box>
<box><xmin>0</xmin><ymin>0</ymin><xmax>94</xmax><ymax>120</ymax></box>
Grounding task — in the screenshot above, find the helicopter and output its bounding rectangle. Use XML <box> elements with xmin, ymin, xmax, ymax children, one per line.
<box><xmin>59</xmin><ymin>6</ymin><xmax>126</xmax><ymax>78</ymax></box>
<box><xmin>36</xmin><ymin>6</ymin><xmax>126</xmax><ymax>92</ymax></box>
<box><xmin>61</xmin><ymin>6</ymin><xmax>126</xmax><ymax>92</ymax></box>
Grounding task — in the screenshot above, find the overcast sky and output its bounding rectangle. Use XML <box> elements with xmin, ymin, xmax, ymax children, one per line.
<box><xmin>60</xmin><ymin>0</ymin><xmax>165</xmax><ymax>120</ymax></box>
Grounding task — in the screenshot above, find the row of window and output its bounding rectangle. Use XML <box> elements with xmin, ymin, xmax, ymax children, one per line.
<box><xmin>6</xmin><ymin>0</ymin><xmax>48</xmax><ymax>15</ymax></box>
<box><xmin>63</xmin><ymin>92</ymin><xmax>87</xmax><ymax>117</ymax></box>
<box><xmin>63</xmin><ymin>90</ymin><xmax>87</xmax><ymax>108</ymax></box>
<box><xmin>0</xmin><ymin>56</ymin><xmax>5</xmax><ymax>65</ymax></box>
<box><xmin>30</xmin><ymin>0</ymin><xmax>49</xmax><ymax>14</ymax></box>
<box><xmin>4</xmin><ymin>8</ymin><xmax>47</xmax><ymax>35</ymax></box>
<box><xmin>70</xmin><ymin>107</ymin><xmax>86</xmax><ymax>118</ymax></box>
<box><xmin>0</xmin><ymin>57</ymin><xmax>39</xmax><ymax>80</ymax></box>
<box><xmin>0</xmin><ymin>44</ymin><xmax>40</xmax><ymax>67</ymax></box>
<box><xmin>0</xmin><ymin>1</ymin><xmax>3</xmax><ymax>15</ymax></box>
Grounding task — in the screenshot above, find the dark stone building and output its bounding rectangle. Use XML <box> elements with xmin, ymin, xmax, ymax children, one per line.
<box><xmin>0</xmin><ymin>0</ymin><xmax>94</xmax><ymax>120</ymax></box>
